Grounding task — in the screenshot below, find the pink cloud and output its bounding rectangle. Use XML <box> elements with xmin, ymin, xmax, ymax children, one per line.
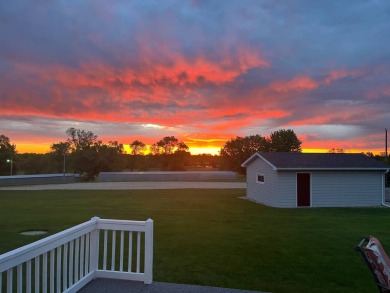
<box><xmin>269</xmin><ymin>76</ymin><xmax>318</xmax><ymax>93</ymax></box>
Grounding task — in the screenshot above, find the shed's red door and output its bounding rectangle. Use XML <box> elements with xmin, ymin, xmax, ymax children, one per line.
<box><xmin>297</xmin><ymin>173</ymin><xmax>311</xmax><ymax>207</ymax></box>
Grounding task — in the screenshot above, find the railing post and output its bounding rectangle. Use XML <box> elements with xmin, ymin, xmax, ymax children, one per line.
<box><xmin>89</xmin><ymin>217</ymin><xmax>100</xmax><ymax>275</ymax></box>
<box><xmin>144</xmin><ymin>218</ymin><xmax>153</xmax><ymax>284</ymax></box>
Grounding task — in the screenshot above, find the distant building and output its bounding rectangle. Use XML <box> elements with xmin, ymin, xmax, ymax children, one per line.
<box><xmin>241</xmin><ymin>152</ymin><xmax>389</xmax><ymax>208</ymax></box>
<box><xmin>0</xmin><ymin>174</ymin><xmax>81</xmax><ymax>186</ymax></box>
<box><xmin>99</xmin><ymin>171</ymin><xmax>236</xmax><ymax>182</ymax></box>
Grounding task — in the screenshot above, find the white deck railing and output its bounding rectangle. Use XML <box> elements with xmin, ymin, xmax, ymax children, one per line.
<box><xmin>0</xmin><ymin>217</ymin><xmax>153</xmax><ymax>293</ymax></box>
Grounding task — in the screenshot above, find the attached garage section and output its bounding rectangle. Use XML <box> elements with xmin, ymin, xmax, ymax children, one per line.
<box><xmin>242</xmin><ymin>152</ymin><xmax>389</xmax><ymax>208</ymax></box>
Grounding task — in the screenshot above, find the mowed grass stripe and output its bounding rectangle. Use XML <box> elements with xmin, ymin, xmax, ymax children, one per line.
<box><xmin>0</xmin><ymin>189</ymin><xmax>388</xmax><ymax>292</ymax></box>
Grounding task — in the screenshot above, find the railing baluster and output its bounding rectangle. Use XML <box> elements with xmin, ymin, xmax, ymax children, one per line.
<box><xmin>17</xmin><ymin>264</ymin><xmax>22</xmax><ymax>293</ymax></box>
<box><xmin>137</xmin><ymin>232</ymin><xmax>141</xmax><ymax>273</ymax></box>
<box><xmin>89</xmin><ymin>229</ymin><xmax>99</xmax><ymax>273</ymax></box>
<box><xmin>35</xmin><ymin>256</ymin><xmax>40</xmax><ymax>293</ymax></box>
<box><xmin>74</xmin><ymin>238</ymin><xmax>79</xmax><ymax>282</ymax></box>
<box><xmin>111</xmin><ymin>230</ymin><xmax>116</xmax><ymax>270</ymax></box>
<box><xmin>42</xmin><ymin>253</ymin><xmax>47</xmax><ymax>293</ymax></box>
<box><xmin>56</xmin><ymin>246</ymin><xmax>61</xmax><ymax>293</ymax></box>
<box><xmin>69</xmin><ymin>241</ymin><xmax>74</xmax><ymax>286</ymax></box>
<box><xmin>6</xmin><ymin>268</ymin><xmax>12</xmax><ymax>293</ymax></box>
<box><xmin>144</xmin><ymin>219</ymin><xmax>154</xmax><ymax>284</ymax></box>
<box><xmin>80</xmin><ymin>235</ymin><xmax>84</xmax><ymax>279</ymax></box>
<box><xmin>120</xmin><ymin>231</ymin><xmax>124</xmax><ymax>271</ymax></box>
<box><xmin>128</xmin><ymin>232</ymin><xmax>133</xmax><ymax>272</ymax></box>
<box><xmin>26</xmin><ymin>260</ymin><xmax>32</xmax><ymax>293</ymax></box>
<box><xmin>103</xmin><ymin>230</ymin><xmax>108</xmax><ymax>270</ymax></box>
<box><xmin>50</xmin><ymin>250</ymin><xmax>55</xmax><ymax>293</ymax></box>
<box><xmin>85</xmin><ymin>233</ymin><xmax>90</xmax><ymax>275</ymax></box>
<box><xmin>63</xmin><ymin>243</ymin><xmax>68</xmax><ymax>290</ymax></box>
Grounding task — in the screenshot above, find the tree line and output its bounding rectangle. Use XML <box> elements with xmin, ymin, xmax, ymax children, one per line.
<box><xmin>1</xmin><ymin>128</ymin><xmax>388</xmax><ymax>179</ymax></box>
<box><xmin>47</xmin><ymin>128</ymin><xmax>194</xmax><ymax>180</ymax></box>
<box><xmin>0</xmin><ymin>128</ymin><xmax>215</xmax><ymax>179</ymax></box>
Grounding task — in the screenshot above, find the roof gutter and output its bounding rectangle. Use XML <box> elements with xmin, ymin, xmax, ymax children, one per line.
<box><xmin>382</xmin><ymin>170</ymin><xmax>390</xmax><ymax>208</ymax></box>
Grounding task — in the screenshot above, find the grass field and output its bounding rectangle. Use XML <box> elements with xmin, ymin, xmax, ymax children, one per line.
<box><xmin>1</xmin><ymin>189</ymin><xmax>389</xmax><ymax>292</ymax></box>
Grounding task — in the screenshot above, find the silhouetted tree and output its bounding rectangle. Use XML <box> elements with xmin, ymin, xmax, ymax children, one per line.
<box><xmin>129</xmin><ymin>140</ymin><xmax>146</xmax><ymax>171</ymax></box>
<box><xmin>66</xmin><ymin>127</ymin><xmax>98</xmax><ymax>151</ymax></box>
<box><xmin>16</xmin><ymin>154</ymin><xmax>57</xmax><ymax>175</ymax></box>
<box><xmin>268</xmin><ymin>129</ymin><xmax>302</xmax><ymax>152</ymax></box>
<box><xmin>0</xmin><ymin>135</ymin><xmax>17</xmax><ymax>175</ymax></box>
<box><xmin>63</xmin><ymin>128</ymin><xmax>125</xmax><ymax>180</ymax></box>
<box><xmin>129</xmin><ymin>140</ymin><xmax>146</xmax><ymax>155</ymax></box>
<box><xmin>152</xmin><ymin>136</ymin><xmax>189</xmax><ymax>170</ymax></box>
<box><xmin>72</xmin><ymin>140</ymin><xmax>125</xmax><ymax>181</ymax></box>
<box><xmin>50</xmin><ymin>141</ymin><xmax>71</xmax><ymax>173</ymax></box>
<box><xmin>165</xmin><ymin>150</ymin><xmax>191</xmax><ymax>171</ymax></box>
<box><xmin>108</xmin><ymin>140</ymin><xmax>124</xmax><ymax>154</ymax></box>
<box><xmin>156</xmin><ymin>136</ymin><xmax>188</xmax><ymax>154</ymax></box>
<box><xmin>328</xmin><ymin>148</ymin><xmax>344</xmax><ymax>153</ymax></box>
<box><xmin>220</xmin><ymin>129</ymin><xmax>302</xmax><ymax>174</ymax></box>
<box><xmin>149</xmin><ymin>143</ymin><xmax>161</xmax><ymax>155</ymax></box>
<box><xmin>220</xmin><ymin>135</ymin><xmax>269</xmax><ymax>174</ymax></box>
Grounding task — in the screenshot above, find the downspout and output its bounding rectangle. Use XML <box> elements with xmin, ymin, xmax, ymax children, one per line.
<box><xmin>382</xmin><ymin>170</ymin><xmax>390</xmax><ymax>207</ymax></box>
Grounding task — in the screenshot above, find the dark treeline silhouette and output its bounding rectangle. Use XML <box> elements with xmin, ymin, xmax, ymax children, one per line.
<box><xmin>1</xmin><ymin>128</ymin><xmax>389</xmax><ymax>179</ymax></box>
<box><xmin>0</xmin><ymin>129</ymin><xmax>222</xmax><ymax>180</ymax></box>
<box><xmin>1</xmin><ymin>152</ymin><xmax>222</xmax><ymax>179</ymax></box>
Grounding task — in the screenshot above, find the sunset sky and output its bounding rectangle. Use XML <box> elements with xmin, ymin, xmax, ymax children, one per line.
<box><xmin>1</xmin><ymin>1</ymin><xmax>389</xmax><ymax>155</ymax></box>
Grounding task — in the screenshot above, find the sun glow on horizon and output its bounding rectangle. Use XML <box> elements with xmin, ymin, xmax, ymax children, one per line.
<box><xmin>15</xmin><ymin>142</ymin><xmax>385</xmax><ymax>156</ymax></box>
<box><xmin>16</xmin><ymin>143</ymin><xmax>52</xmax><ymax>154</ymax></box>
<box><xmin>302</xmin><ymin>148</ymin><xmax>384</xmax><ymax>154</ymax></box>
<box><xmin>15</xmin><ymin>142</ymin><xmax>222</xmax><ymax>156</ymax></box>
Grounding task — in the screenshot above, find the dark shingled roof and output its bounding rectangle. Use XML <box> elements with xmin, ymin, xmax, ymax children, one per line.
<box><xmin>242</xmin><ymin>152</ymin><xmax>390</xmax><ymax>170</ymax></box>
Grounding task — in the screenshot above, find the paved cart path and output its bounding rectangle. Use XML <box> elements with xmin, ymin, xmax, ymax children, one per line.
<box><xmin>0</xmin><ymin>181</ymin><xmax>246</xmax><ymax>190</ymax></box>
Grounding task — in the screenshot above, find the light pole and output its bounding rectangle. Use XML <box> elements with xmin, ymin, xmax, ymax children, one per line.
<box><xmin>62</xmin><ymin>146</ymin><xmax>70</xmax><ymax>183</ymax></box>
<box><xmin>63</xmin><ymin>150</ymin><xmax>66</xmax><ymax>183</ymax></box>
<box><xmin>6</xmin><ymin>159</ymin><xmax>13</xmax><ymax>176</ymax></box>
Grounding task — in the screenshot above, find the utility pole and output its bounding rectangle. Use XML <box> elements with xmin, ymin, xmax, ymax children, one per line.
<box><xmin>386</xmin><ymin>128</ymin><xmax>388</xmax><ymax>158</ymax></box>
<box><xmin>63</xmin><ymin>150</ymin><xmax>66</xmax><ymax>183</ymax></box>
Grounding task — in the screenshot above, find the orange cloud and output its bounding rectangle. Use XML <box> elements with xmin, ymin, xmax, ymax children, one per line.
<box><xmin>182</xmin><ymin>133</ymin><xmax>231</xmax><ymax>146</ymax></box>
<box><xmin>48</xmin><ymin>46</ymin><xmax>268</xmax><ymax>92</ymax></box>
<box><xmin>2</xmin><ymin>45</ymin><xmax>269</xmax><ymax>127</ymax></box>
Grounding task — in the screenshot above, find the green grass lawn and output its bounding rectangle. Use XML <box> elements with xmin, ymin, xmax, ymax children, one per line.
<box><xmin>1</xmin><ymin>189</ymin><xmax>389</xmax><ymax>293</ymax></box>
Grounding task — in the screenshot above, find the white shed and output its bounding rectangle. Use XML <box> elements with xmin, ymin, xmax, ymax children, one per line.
<box><xmin>241</xmin><ymin>152</ymin><xmax>389</xmax><ymax>208</ymax></box>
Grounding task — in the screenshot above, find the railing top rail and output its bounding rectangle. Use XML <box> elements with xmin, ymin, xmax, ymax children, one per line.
<box><xmin>0</xmin><ymin>219</ymin><xmax>98</xmax><ymax>272</ymax></box>
<box><xmin>96</xmin><ymin>218</ymin><xmax>153</xmax><ymax>232</ymax></box>
<box><xmin>96</xmin><ymin>219</ymin><xmax>150</xmax><ymax>226</ymax></box>
<box><xmin>0</xmin><ymin>219</ymin><xmax>96</xmax><ymax>262</ymax></box>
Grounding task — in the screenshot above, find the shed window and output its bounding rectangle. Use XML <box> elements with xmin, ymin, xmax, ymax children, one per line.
<box><xmin>256</xmin><ymin>174</ymin><xmax>265</xmax><ymax>184</ymax></box>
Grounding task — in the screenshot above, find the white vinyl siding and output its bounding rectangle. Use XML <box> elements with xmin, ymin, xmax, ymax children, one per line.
<box><xmin>246</xmin><ymin>159</ymin><xmax>278</xmax><ymax>206</ymax></box>
<box><xmin>311</xmin><ymin>171</ymin><xmax>383</xmax><ymax>207</ymax></box>
<box><xmin>276</xmin><ymin>172</ymin><xmax>301</xmax><ymax>207</ymax></box>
